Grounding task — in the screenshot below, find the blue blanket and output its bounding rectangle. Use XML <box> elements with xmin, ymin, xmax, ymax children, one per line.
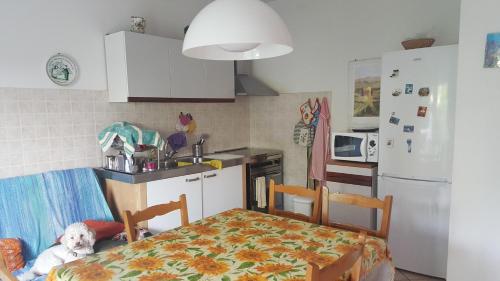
<box><xmin>0</xmin><ymin>168</ymin><xmax>113</xmax><ymax>262</ymax></box>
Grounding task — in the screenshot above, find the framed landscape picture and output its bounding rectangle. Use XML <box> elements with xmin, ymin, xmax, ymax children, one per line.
<box><xmin>348</xmin><ymin>58</ymin><xmax>381</xmax><ymax>129</ymax></box>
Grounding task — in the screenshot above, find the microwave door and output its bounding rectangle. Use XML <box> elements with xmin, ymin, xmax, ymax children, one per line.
<box><xmin>333</xmin><ymin>135</ymin><xmax>367</xmax><ymax>161</ymax></box>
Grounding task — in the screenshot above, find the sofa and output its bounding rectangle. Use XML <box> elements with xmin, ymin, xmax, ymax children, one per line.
<box><xmin>0</xmin><ymin>168</ymin><xmax>118</xmax><ymax>281</ymax></box>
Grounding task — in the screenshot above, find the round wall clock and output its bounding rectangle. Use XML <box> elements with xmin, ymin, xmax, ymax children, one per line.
<box><xmin>46</xmin><ymin>53</ymin><xmax>78</xmax><ymax>86</ymax></box>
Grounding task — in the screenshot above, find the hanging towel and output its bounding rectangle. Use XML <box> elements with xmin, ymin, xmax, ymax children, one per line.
<box><xmin>98</xmin><ymin>122</ymin><xmax>165</xmax><ymax>157</ymax></box>
<box><xmin>256</xmin><ymin>177</ymin><xmax>267</xmax><ymax>208</ymax></box>
<box><xmin>293</xmin><ymin>121</ymin><xmax>315</xmax><ymax>147</ymax></box>
<box><xmin>310</xmin><ymin>97</ymin><xmax>331</xmax><ymax>183</ymax></box>
<box><xmin>310</xmin><ymin>98</ymin><xmax>321</xmax><ymax>127</ymax></box>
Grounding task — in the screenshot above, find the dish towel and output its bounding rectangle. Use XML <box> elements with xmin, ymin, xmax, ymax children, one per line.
<box><xmin>310</xmin><ymin>97</ymin><xmax>331</xmax><ymax>183</ymax></box>
<box><xmin>98</xmin><ymin>122</ymin><xmax>165</xmax><ymax>157</ymax></box>
<box><xmin>256</xmin><ymin>177</ymin><xmax>267</xmax><ymax>208</ymax></box>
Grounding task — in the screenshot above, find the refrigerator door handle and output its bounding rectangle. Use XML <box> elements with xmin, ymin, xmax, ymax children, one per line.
<box><xmin>380</xmin><ymin>173</ymin><xmax>451</xmax><ymax>184</ymax></box>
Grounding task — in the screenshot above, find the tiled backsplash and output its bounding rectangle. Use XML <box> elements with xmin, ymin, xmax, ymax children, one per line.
<box><xmin>0</xmin><ymin>87</ymin><xmax>331</xmax><ymax>184</ymax></box>
<box><xmin>0</xmin><ymin>88</ymin><xmax>249</xmax><ymax>178</ymax></box>
<box><xmin>249</xmin><ymin>92</ymin><xmax>331</xmax><ymax>185</ymax></box>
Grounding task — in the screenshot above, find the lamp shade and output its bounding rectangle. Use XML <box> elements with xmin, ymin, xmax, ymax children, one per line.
<box><xmin>183</xmin><ymin>0</ymin><xmax>293</xmax><ymax>60</ymax></box>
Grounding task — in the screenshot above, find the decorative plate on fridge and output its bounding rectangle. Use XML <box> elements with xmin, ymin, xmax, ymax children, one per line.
<box><xmin>46</xmin><ymin>53</ymin><xmax>78</xmax><ymax>86</ymax></box>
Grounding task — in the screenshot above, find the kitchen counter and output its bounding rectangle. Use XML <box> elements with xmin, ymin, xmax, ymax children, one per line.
<box><xmin>212</xmin><ymin>148</ymin><xmax>283</xmax><ymax>163</ymax></box>
<box><xmin>94</xmin><ymin>147</ymin><xmax>282</xmax><ymax>184</ymax></box>
<box><xmin>94</xmin><ymin>156</ymin><xmax>244</xmax><ymax>184</ymax></box>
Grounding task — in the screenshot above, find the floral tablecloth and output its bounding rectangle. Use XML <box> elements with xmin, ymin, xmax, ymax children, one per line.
<box><xmin>47</xmin><ymin>209</ymin><xmax>389</xmax><ymax>281</ymax></box>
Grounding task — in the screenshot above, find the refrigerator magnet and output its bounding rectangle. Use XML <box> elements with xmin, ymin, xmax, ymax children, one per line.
<box><xmin>392</xmin><ymin>89</ymin><xmax>402</xmax><ymax>96</ymax></box>
<box><xmin>403</xmin><ymin>125</ymin><xmax>415</xmax><ymax>133</ymax></box>
<box><xmin>385</xmin><ymin>138</ymin><xmax>394</xmax><ymax>148</ymax></box>
<box><xmin>405</xmin><ymin>84</ymin><xmax>414</xmax><ymax>94</ymax></box>
<box><xmin>417</xmin><ymin>106</ymin><xmax>428</xmax><ymax>117</ymax></box>
<box><xmin>389</xmin><ymin>115</ymin><xmax>400</xmax><ymax>125</ymax></box>
<box><xmin>418</xmin><ymin>87</ymin><xmax>430</xmax><ymax>97</ymax></box>
<box><xmin>390</xmin><ymin>69</ymin><xmax>399</xmax><ymax>78</ymax></box>
<box><xmin>406</xmin><ymin>139</ymin><xmax>412</xmax><ymax>153</ymax></box>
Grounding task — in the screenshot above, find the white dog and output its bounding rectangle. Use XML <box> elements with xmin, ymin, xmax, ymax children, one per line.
<box><xmin>18</xmin><ymin>223</ymin><xmax>96</xmax><ymax>281</ymax></box>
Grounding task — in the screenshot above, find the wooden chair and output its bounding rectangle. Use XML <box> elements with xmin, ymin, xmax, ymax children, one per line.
<box><xmin>321</xmin><ymin>186</ymin><xmax>393</xmax><ymax>241</ymax></box>
<box><xmin>123</xmin><ymin>194</ymin><xmax>189</xmax><ymax>243</ymax></box>
<box><xmin>0</xmin><ymin>254</ymin><xmax>16</xmax><ymax>281</ymax></box>
<box><xmin>269</xmin><ymin>180</ymin><xmax>321</xmax><ymax>224</ymax></box>
<box><xmin>306</xmin><ymin>232</ymin><xmax>367</xmax><ymax>281</ymax></box>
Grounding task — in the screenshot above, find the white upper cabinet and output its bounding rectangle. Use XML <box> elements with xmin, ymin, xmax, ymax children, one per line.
<box><xmin>168</xmin><ymin>40</ymin><xmax>207</xmax><ymax>99</ymax></box>
<box><xmin>105</xmin><ymin>32</ymin><xmax>172</xmax><ymax>102</ymax></box>
<box><xmin>104</xmin><ymin>31</ymin><xmax>235</xmax><ymax>102</ymax></box>
<box><xmin>205</xmin><ymin>60</ymin><xmax>235</xmax><ymax>99</ymax></box>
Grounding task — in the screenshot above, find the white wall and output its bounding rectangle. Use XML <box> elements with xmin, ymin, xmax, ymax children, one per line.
<box><xmin>252</xmin><ymin>0</ymin><xmax>461</xmax><ymax>131</ymax></box>
<box><xmin>0</xmin><ymin>0</ymin><xmax>210</xmax><ymax>90</ymax></box>
<box><xmin>447</xmin><ymin>0</ymin><xmax>500</xmax><ymax>280</ymax></box>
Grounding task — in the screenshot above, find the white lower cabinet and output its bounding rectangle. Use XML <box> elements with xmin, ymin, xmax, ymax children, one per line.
<box><xmin>202</xmin><ymin>165</ymin><xmax>243</xmax><ymax>217</ymax></box>
<box><xmin>144</xmin><ymin>165</ymin><xmax>243</xmax><ymax>233</ymax></box>
<box><xmin>146</xmin><ymin>173</ymin><xmax>203</xmax><ymax>233</ymax></box>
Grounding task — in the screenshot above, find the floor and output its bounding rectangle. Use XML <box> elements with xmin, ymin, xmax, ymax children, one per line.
<box><xmin>395</xmin><ymin>269</ymin><xmax>445</xmax><ymax>281</ymax></box>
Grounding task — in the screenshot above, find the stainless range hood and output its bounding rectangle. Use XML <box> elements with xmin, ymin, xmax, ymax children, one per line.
<box><xmin>234</xmin><ymin>61</ymin><xmax>278</xmax><ymax>96</ymax></box>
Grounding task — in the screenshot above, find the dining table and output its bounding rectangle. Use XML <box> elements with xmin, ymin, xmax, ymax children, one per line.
<box><xmin>47</xmin><ymin>208</ymin><xmax>391</xmax><ymax>281</ymax></box>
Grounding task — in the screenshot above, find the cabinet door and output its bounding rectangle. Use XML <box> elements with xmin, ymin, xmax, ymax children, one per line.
<box><xmin>146</xmin><ymin>173</ymin><xmax>203</xmax><ymax>233</ymax></box>
<box><xmin>204</xmin><ymin>61</ymin><xmax>235</xmax><ymax>99</ymax></box>
<box><xmin>168</xmin><ymin>40</ymin><xmax>207</xmax><ymax>99</ymax></box>
<box><xmin>124</xmin><ymin>32</ymin><xmax>172</xmax><ymax>99</ymax></box>
<box><xmin>202</xmin><ymin>165</ymin><xmax>243</xmax><ymax>218</ymax></box>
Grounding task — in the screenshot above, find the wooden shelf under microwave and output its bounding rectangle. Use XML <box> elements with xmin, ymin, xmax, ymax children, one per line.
<box><xmin>326</xmin><ymin>160</ymin><xmax>378</xmax><ymax>187</ymax></box>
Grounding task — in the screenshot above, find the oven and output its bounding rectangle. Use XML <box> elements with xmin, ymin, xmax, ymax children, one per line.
<box><xmin>246</xmin><ymin>153</ymin><xmax>283</xmax><ymax>213</ymax></box>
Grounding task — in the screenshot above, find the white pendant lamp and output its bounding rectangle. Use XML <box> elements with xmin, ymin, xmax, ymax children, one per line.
<box><xmin>183</xmin><ymin>0</ymin><xmax>293</xmax><ymax>60</ymax></box>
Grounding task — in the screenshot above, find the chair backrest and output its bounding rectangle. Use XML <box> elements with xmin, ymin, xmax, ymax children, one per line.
<box><xmin>269</xmin><ymin>180</ymin><xmax>321</xmax><ymax>224</ymax></box>
<box><xmin>306</xmin><ymin>232</ymin><xmax>366</xmax><ymax>281</ymax></box>
<box><xmin>123</xmin><ymin>194</ymin><xmax>189</xmax><ymax>243</ymax></box>
<box><xmin>0</xmin><ymin>254</ymin><xmax>16</xmax><ymax>281</ymax></box>
<box><xmin>321</xmin><ymin>186</ymin><xmax>393</xmax><ymax>240</ymax></box>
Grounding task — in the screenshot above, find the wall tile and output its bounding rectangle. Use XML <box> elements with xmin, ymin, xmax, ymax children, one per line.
<box><xmin>249</xmin><ymin>92</ymin><xmax>331</xmax><ymax>186</ymax></box>
<box><xmin>0</xmin><ymin>88</ymin><xmax>250</xmax><ymax>178</ymax></box>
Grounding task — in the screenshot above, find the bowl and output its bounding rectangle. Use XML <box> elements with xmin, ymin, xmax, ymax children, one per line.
<box><xmin>401</xmin><ymin>38</ymin><xmax>435</xmax><ymax>50</ymax></box>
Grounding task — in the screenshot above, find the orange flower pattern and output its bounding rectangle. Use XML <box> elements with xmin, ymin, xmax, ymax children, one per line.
<box><xmin>47</xmin><ymin>209</ymin><xmax>388</xmax><ymax>281</ymax></box>
<box><xmin>235</xmin><ymin>249</ymin><xmax>271</xmax><ymax>262</ymax></box>
<box><xmin>188</xmin><ymin>256</ymin><xmax>230</xmax><ymax>275</ymax></box>
<box><xmin>139</xmin><ymin>272</ymin><xmax>178</xmax><ymax>281</ymax></box>
<box><xmin>128</xmin><ymin>256</ymin><xmax>164</xmax><ymax>271</ymax></box>
<box><xmin>256</xmin><ymin>263</ymin><xmax>294</xmax><ymax>274</ymax></box>
<box><xmin>164</xmin><ymin>243</ymin><xmax>188</xmax><ymax>252</ymax></box>
<box><xmin>73</xmin><ymin>263</ymin><xmax>113</xmax><ymax>281</ymax></box>
<box><xmin>237</xmin><ymin>274</ymin><xmax>267</xmax><ymax>281</ymax></box>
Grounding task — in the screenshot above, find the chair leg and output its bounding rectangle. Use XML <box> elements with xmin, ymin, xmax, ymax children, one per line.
<box><xmin>179</xmin><ymin>194</ymin><xmax>189</xmax><ymax>227</ymax></box>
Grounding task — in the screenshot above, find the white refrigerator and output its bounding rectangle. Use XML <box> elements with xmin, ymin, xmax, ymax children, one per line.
<box><xmin>378</xmin><ymin>45</ymin><xmax>458</xmax><ymax>278</ymax></box>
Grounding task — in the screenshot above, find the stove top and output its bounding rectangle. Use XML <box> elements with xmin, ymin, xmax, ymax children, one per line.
<box><xmin>214</xmin><ymin>147</ymin><xmax>282</xmax><ymax>159</ymax></box>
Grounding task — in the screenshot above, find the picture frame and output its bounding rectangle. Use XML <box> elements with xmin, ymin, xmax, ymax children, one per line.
<box><xmin>484</xmin><ymin>32</ymin><xmax>500</xmax><ymax>68</ymax></box>
<box><xmin>348</xmin><ymin>58</ymin><xmax>381</xmax><ymax>130</ymax></box>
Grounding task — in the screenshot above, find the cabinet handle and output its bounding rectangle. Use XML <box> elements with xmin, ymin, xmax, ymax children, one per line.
<box><xmin>186</xmin><ymin>177</ymin><xmax>200</xmax><ymax>182</ymax></box>
<box><xmin>204</xmin><ymin>174</ymin><xmax>217</xmax><ymax>179</ymax></box>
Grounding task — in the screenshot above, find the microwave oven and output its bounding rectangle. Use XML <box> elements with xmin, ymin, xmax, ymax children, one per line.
<box><xmin>332</xmin><ymin>132</ymin><xmax>378</xmax><ymax>162</ymax></box>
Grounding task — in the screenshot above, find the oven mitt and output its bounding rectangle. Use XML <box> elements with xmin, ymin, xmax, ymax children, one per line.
<box><xmin>300</xmin><ymin>101</ymin><xmax>313</xmax><ymax>125</ymax></box>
